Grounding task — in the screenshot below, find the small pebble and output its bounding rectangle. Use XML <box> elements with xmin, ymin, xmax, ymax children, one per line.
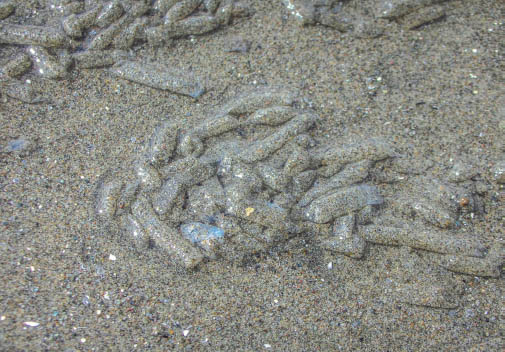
<box><xmin>459</xmin><ymin>197</ymin><xmax>469</xmax><ymax>207</ymax></box>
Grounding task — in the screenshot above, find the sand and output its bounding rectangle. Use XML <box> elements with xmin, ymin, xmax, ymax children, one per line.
<box><xmin>0</xmin><ymin>0</ymin><xmax>504</xmax><ymax>350</ymax></box>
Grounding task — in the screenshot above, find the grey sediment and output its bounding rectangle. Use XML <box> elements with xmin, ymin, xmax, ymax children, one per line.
<box><xmin>0</xmin><ymin>1</ymin><xmax>503</xmax><ymax>350</ymax></box>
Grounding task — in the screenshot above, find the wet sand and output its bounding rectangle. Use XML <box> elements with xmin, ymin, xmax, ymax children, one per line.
<box><xmin>1</xmin><ymin>1</ymin><xmax>504</xmax><ymax>350</ymax></box>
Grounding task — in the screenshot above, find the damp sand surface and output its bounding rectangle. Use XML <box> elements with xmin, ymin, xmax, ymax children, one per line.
<box><xmin>1</xmin><ymin>1</ymin><xmax>504</xmax><ymax>350</ymax></box>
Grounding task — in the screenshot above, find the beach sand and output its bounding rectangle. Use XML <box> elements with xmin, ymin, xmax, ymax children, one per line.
<box><xmin>0</xmin><ymin>1</ymin><xmax>504</xmax><ymax>350</ymax></box>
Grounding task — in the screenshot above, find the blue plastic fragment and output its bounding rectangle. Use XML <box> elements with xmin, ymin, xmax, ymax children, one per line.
<box><xmin>181</xmin><ymin>222</ymin><xmax>225</xmax><ymax>244</ymax></box>
<box><xmin>6</xmin><ymin>139</ymin><xmax>28</xmax><ymax>152</ymax></box>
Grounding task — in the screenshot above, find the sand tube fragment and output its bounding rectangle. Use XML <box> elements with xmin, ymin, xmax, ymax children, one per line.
<box><xmin>109</xmin><ymin>60</ymin><xmax>205</xmax><ymax>98</ymax></box>
<box><xmin>132</xmin><ymin>196</ymin><xmax>204</xmax><ymax>269</ymax></box>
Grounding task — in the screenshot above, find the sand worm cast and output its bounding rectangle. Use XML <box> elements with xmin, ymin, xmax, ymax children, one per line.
<box><xmin>95</xmin><ymin>87</ymin><xmax>502</xmax><ymax>306</ymax></box>
<box><xmin>281</xmin><ymin>0</ymin><xmax>450</xmax><ymax>37</ymax></box>
<box><xmin>0</xmin><ymin>0</ymin><xmax>251</xmax><ymax>83</ymax></box>
<box><xmin>146</xmin><ymin>0</ymin><xmax>251</xmax><ymax>45</ymax></box>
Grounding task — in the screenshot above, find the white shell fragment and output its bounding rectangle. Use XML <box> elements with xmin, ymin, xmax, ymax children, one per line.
<box><xmin>23</xmin><ymin>321</ymin><xmax>40</xmax><ymax>327</ymax></box>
